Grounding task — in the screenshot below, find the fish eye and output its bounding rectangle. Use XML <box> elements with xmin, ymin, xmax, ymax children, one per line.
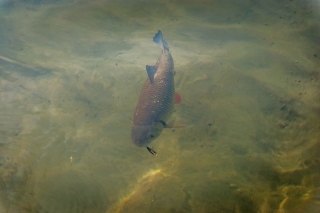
<box><xmin>149</xmin><ymin>134</ymin><xmax>154</xmax><ymax>138</ymax></box>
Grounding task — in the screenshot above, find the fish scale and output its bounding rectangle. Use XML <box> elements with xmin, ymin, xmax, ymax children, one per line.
<box><xmin>131</xmin><ymin>30</ymin><xmax>175</xmax><ymax>149</ymax></box>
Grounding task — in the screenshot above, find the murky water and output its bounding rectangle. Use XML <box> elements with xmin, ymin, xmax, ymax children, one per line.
<box><xmin>0</xmin><ymin>0</ymin><xmax>319</xmax><ymax>212</ymax></box>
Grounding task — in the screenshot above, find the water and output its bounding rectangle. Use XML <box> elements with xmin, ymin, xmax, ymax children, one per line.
<box><xmin>0</xmin><ymin>0</ymin><xmax>319</xmax><ymax>212</ymax></box>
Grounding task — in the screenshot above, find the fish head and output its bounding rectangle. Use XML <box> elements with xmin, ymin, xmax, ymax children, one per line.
<box><xmin>131</xmin><ymin>122</ymin><xmax>164</xmax><ymax>147</ymax></box>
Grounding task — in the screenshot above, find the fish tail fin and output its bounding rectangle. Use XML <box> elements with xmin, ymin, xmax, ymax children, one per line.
<box><xmin>153</xmin><ymin>30</ymin><xmax>169</xmax><ymax>50</ymax></box>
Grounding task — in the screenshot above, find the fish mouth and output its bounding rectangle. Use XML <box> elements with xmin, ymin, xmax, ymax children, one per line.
<box><xmin>132</xmin><ymin>138</ymin><xmax>149</xmax><ymax>147</ymax></box>
<box><xmin>131</xmin><ymin>133</ymin><xmax>152</xmax><ymax>147</ymax></box>
<box><xmin>131</xmin><ymin>125</ymin><xmax>153</xmax><ymax>147</ymax></box>
<box><xmin>130</xmin><ymin>133</ymin><xmax>144</xmax><ymax>147</ymax></box>
<box><xmin>132</xmin><ymin>140</ymin><xmax>143</xmax><ymax>147</ymax></box>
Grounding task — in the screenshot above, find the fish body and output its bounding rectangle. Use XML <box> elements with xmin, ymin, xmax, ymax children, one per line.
<box><xmin>131</xmin><ymin>30</ymin><xmax>175</xmax><ymax>147</ymax></box>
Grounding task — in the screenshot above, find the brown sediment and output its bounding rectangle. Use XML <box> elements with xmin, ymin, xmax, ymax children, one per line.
<box><xmin>108</xmin><ymin>169</ymin><xmax>164</xmax><ymax>213</ymax></box>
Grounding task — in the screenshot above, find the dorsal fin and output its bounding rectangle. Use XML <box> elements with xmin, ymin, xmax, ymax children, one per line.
<box><xmin>146</xmin><ymin>65</ymin><xmax>157</xmax><ymax>83</ymax></box>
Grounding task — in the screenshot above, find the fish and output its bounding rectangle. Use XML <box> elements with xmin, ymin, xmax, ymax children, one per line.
<box><xmin>131</xmin><ymin>30</ymin><xmax>175</xmax><ymax>153</ymax></box>
<box><xmin>146</xmin><ymin>146</ymin><xmax>157</xmax><ymax>156</ymax></box>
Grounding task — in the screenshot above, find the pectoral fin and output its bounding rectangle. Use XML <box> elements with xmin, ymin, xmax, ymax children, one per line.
<box><xmin>146</xmin><ymin>65</ymin><xmax>157</xmax><ymax>83</ymax></box>
<box><xmin>174</xmin><ymin>92</ymin><xmax>181</xmax><ymax>104</ymax></box>
<box><xmin>165</xmin><ymin>117</ymin><xmax>190</xmax><ymax>128</ymax></box>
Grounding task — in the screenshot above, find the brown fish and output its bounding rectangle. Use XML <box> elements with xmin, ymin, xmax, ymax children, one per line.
<box><xmin>131</xmin><ymin>30</ymin><xmax>175</xmax><ymax>150</ymax></box>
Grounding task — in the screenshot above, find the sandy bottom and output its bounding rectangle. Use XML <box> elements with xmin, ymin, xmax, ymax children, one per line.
<box><xmin>0</xmin><ymin>0</ymin><xmax>319</xmax><ymax>212</ymax></box>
